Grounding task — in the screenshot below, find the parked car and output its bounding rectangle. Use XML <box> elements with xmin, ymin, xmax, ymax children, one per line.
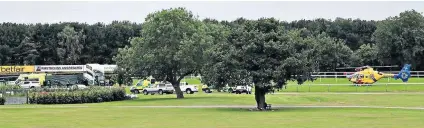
<box><xmin>202</xmin><ymin>84</ymin><xmax>212</xmax><ymax>93</ymax></box>
<box><xmin>226</xmin><ymin>85</ymin><xmax>252</xmax><ymax>94</ymax></box>
<box><xmin>234</xmin><ymin>85</ymin><xmax>252</xmax><ymax>94</ymax></box>
<box><xmin>142</xmin><ymin>83</ymin><xmax>175</xmax><ymax>95</ymax></box>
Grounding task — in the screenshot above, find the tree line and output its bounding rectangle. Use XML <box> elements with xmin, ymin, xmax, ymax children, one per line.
<box><xmin>0</xmin><ymin>21</ymin><xmax>142</xmax><ymax>65</ymax></box>
<box><xmin>2</xmin><ymin>9</ymin><xmax>423</xmax><ymax>71</ymax></box>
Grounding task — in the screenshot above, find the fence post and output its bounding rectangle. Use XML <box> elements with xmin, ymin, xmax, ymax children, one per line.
<box><xmin>26</xmin><ymin>90</ymin><xmax>29</xmax><ymax>104</ymax></box>
<box><xmin>336</xmin><ymin>73</ymin><xmax>338</xmax><ymax>83</ymax></box>
<box><xmin>385</xmin><ymin>83</ymin><xmax>388</xmax><ymax>92</ymax></box>
<box><xmin>327</xmin><ymin>84</ymin><xmax>330</xmax><ymax>92</ymax></box>
<box><xmin>356</xmin><ymin>84</ymin><xmax>358</xmax><ymax>92</ymax></box>
<box><xmin>366</xmin><ymin>84</ymin><xmax>369</xmax><ymax>92</ymax></box>
<box><xmin>404</xmin><ymin>83</ymin><xmax>407</xmax><ymax>92</ymax></box>
<box><xmin>308</xmin><ymin>84</ymin><xmax>311</xmax><ymax>92</ymax></box>
<box><xmin>296</xmin><ymin>84</ymin><xmax>299</xmax><ymax>92</ymax></box>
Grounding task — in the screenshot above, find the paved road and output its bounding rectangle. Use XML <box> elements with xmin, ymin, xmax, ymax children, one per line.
<box><xmin>1</xmin><ymin>105</ymin><xmax>424</xmax><ymax>110</ymax></box>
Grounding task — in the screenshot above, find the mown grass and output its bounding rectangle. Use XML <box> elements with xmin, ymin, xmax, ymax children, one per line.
<box><xmin>0</xmin><ymin>107</ymin><xmax>423</xmax><ymax>128</ymax></box>
<box><xmin>1</xmin><ymin>90</ymin><xmax>424</xmax><ymax>128</ymax></box>
<box><xmin>97</xmin><ymin>92</ymin><xmax>424</xmax><ymax>107</ymax></box>
<box><xmin>12</xmin><ymin>92</ymin><xmax>423</xmax><ymax>107</ymax></box>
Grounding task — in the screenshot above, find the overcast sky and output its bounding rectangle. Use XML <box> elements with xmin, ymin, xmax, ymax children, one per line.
<box><xmin>0</xmin><ymin>1</ymin><xmax>423</xmax><ymax>24</ymax></box>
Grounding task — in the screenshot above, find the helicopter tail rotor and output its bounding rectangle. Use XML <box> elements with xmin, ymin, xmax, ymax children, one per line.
<box><xmin>394</xmin><ymin>64</ymin><xmax>411</xmax><ymax>82</ymax></box>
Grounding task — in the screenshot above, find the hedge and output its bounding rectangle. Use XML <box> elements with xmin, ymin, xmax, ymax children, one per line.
<box><xmin>29</xmin><ymin>87</ymin><xmax>128</xmax><ymax>104</ymax></box>
<box><xmin>0</xmin><ymin>85</ymin><xmax>21</xmax><ymax>91</ymax></box>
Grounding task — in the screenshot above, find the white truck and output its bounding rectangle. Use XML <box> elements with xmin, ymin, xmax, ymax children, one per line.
<box><xmin>179</xmin><ymin>82</ymin><xmax>199</xmax><ymax>94</ymax></box>
<box><xmin>142</xmin><ymin>83</ymin><xmax>175</xmax><ymax>95</ymax></box>
<box><xmin>18</xmin><ymin>81</ymin><xmax>41</xmax><ymax>89</ymax></box>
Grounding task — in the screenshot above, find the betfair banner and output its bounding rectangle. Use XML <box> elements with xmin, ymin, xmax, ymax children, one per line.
<box><xmin>0</xmin><ymin>66</ymin><xmax>35</xmax><ymax>73</ymax></box>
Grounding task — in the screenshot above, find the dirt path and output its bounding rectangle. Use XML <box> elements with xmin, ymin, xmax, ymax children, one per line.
<box><xmin>1</xmin><ymin>105</ymin><xmax>424</xmax><ymax>110</ymax></box>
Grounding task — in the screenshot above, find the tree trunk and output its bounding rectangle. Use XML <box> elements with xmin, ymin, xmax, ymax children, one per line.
<box><xmin>173</xmin><ymin>84</ymin><xmax>184</xmax><ymax>99</ymax></box>
<box><xmin>254</xmin><ymin>84</ymin><xmax>266</xmax><ymax>110</ymax></box>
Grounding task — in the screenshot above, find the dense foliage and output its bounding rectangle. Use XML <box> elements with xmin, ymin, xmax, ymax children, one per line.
<box><xmin>0</xmin><ymin>9</ymin><xmax>422</xmax><ymax>70</ymax></box>
<box><xmin>0</xmin><ymin>85</ymin><xmax>21</xmax><ymax>91</ymax></box>
<box><xmin>28</xmin><ymin>87</ymin><xmax>127</xmax><ymax>104</ymax></box>
<box><xmin>113</xmin><ymin>8</ymin><xmax>225</xmax><ymax>98</ymax></box>
<box><xmin>0</xmin><ymin>21</ymin><xmax>142</xmax><ymax>65</ymax></box>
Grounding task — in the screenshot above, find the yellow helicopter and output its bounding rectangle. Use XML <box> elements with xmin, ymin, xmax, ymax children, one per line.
<box><xmin>338</xmin><ymin>64</ymin><xmax>411</xmax><ymax>85</ymax></box>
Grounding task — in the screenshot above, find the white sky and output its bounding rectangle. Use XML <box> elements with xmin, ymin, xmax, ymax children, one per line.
<box><xmin>0</xmin><ymin>1</ymin><xmax>423</xmax><ymax>24</ymax></box>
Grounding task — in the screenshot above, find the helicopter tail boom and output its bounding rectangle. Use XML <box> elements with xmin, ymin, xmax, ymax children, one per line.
<box><xmin>393</xmin><ymin>64</ymin><xmax>411</xmax><ymax>82</ymax></box>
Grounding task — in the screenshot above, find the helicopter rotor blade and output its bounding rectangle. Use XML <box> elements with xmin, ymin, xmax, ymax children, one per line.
<box><xmin>368</xmin><ymin>65</ymin><xmax>399</xmax><ymax>68</ymax></box>
<box><xmin>336</xmin><ymin>67</ymin><xmax>357</xmax><ymax>69</ymax></box>
<box><xmin>336</xmin><ymin>65</ymin><xmax>399</xmax><ymax>70</ymax></box>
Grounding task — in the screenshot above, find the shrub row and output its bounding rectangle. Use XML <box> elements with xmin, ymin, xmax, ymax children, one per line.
<box><xmin>29</xmin><ymin>87</ymin><xmax>127</xmax><ymax>104</ymax></box>
<box><xmin>0</xmin><ymin>85</ymin><xmax>21</xmax><ymax>91</ymax></box>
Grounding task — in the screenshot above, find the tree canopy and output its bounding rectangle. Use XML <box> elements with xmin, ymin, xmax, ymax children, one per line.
<box><xmin>113</xmin><ymin>7</ymin><xmax>227</xmax><ymax>98</ymax></box>
<box><xmin>0</xmin><ymin>9</ymin><xmax>422</xmax><ymax>70</ymax></box>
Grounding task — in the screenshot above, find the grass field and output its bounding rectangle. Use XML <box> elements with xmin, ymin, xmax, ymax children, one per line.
<box><xmin>105</xmin><ymin>93</ymin><xmax>424</xmax><ymax>107</ymax></box>
<box><xmin>1</xmin><ymin>107</ymin><xmax>423</xmax><ymax>128</ymax></box>
<box><xmin>1</xmin><ymin>92</ymin><xmax>424</xmax><ymax>128</ymax></box>
<box><xmin>3</xmin><ymin>77</ymin><xmax>423</xmax><ymax>128</ymax></box>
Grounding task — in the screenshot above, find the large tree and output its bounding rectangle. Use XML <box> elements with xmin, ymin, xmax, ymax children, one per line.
<box><xmin>373</xmin><ymin>9</ymin><xmax>424</xmax><ymax>70</ymax></box>
<box><xmin>16</xmin><ymin>36</ymin><xmax>40</xmax><ymax>65</ymax></box>
<box><xmin>200</xmin><ymin>21</ymin><xmax>233</xmax><ymax>91</ymax></box>
<box><xmin>212</xmin><ymin>18</ymin><xmax>354</xmax><ymax>109</ymax></box>
<box><xmin>114</xmin><ymin>7</ymin><xmax>217</xmax><ymax>98</ymax></box>
<box><xmin>352</xmin><ymin>43</ymin><xmax>379</xmax><ymax>66</ymax></box>
<box><xmin>56</xmin><ymin>25</ymin><xmax>86</xmax><ymax>65</ymax></box>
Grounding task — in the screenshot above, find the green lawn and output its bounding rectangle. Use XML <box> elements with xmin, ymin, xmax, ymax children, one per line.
<box><xmin>2</xmin><ymin>86</ymin><xmax>424</xmax><ymax>128</ymax></box>
<box><xmin>95</xmin><ymin>92</ymin><xmax>424</xmax><ymax>107</ymax></box>
<box><xmin>1</xmin><ymin>107</ymin><xmax>423</xmax><ymax>128</ymax></box>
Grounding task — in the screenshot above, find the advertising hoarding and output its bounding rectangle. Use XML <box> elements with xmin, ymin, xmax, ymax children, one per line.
<box><xmin>0</xmin><ymin>66</ymin><xmax>34</xmax><ymax>73</ymax></box>
<box><xmin>35</xmin><ymin>65</ymin><xmax>85</xmax><ymax>72</ymax></box>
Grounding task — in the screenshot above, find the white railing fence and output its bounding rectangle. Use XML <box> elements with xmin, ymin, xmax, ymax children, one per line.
<box><xmin>184</xmin><ymin>71</ymin><xmax>424</xmax><ymax>80</ymax></box>
<box><xmin>183</xmin><ymin>71</ymin><xmax>424</xmax><ymax>92</ymax></box>
<box><xmin>280</xmin><ymin>83</ymin><xmax>424</xmax><ymax>92</ymax></box>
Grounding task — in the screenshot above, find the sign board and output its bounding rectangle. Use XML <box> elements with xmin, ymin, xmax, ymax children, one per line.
<box><xmin>35</xmin><ymin>65</ymin><xmax>85</xmax><ymax>72</ymax></box>
<box><xmin>103</xmin><ymin>65</ymin><xmax>117</xmax><ymax>73</ymax></box>
<box><xmin>0</xmin><ymin>66</ymin><xmax>34</xmax><ymax>73</ymax></box>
